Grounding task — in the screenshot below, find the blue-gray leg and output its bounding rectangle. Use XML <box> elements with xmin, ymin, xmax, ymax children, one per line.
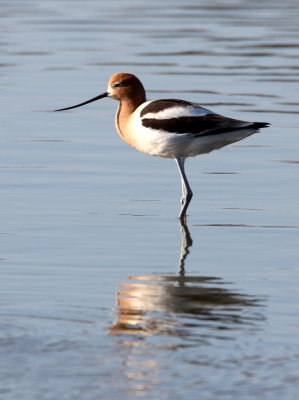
<box><xmin>175</xmin><ymin>157</ymin><xmax>193</xmax><ymax>220</ymax></box>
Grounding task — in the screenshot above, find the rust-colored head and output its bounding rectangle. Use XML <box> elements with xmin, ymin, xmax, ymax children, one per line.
<box><xmin>107</xmin><ymin>73</ymin><xmax>146</xmax><ymax>106</ymax></box>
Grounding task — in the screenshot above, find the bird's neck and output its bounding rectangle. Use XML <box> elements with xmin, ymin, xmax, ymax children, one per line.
<box><xmin>121</xmin><ymin>90</ymin><xmax>146</xmax><ymax>114</ymax></box>
<box><xmin>115</xmin><ymin>95</ymin><xmax>145</xmax><ymax>140</ymax></box>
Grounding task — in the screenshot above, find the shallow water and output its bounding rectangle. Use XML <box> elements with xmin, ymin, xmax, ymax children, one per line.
<box><xmin>1</xmin><ymin>0</ymin><xmax>299</xmax><ymax>399</ymax></box>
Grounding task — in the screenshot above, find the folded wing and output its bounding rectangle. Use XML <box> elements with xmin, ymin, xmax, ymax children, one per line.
<box><xmin>140</xmin><ymin>99</ymin><xmax>269</xmax><ymax>136</ymax></box>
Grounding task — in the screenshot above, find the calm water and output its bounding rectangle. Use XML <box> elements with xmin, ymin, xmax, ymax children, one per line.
<box><xmin>1</xmin><ymin>0</ymin><xmax>299</xmax><ymax>399</ymax></box>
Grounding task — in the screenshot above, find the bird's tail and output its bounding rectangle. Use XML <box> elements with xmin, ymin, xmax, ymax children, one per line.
<box><xmin>251</xmin><ymin>122</ymin><xmax>270</xmax><ymax>130</ymax></box>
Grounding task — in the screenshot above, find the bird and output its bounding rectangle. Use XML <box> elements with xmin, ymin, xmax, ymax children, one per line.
<box><xmin>55</xmin><ymin>72</ymin><xmax>269</xmax><ymax>220</ymax></box>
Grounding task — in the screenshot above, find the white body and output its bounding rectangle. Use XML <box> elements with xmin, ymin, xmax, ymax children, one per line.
<box><xmin>127</xmin><ymin>100</ymin><xmax>255</xmax><ymax>159</ymax></box>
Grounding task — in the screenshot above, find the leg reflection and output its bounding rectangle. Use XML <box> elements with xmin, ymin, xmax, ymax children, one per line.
<box><xmin>178</xmin><ymin>216</ymin><xmax>193</xmax><ymax>277</ymax></box>
<box><xmin>110</xmin><ymin>220</ymin><xmax>264</xmax><ymax>337</ymax></box>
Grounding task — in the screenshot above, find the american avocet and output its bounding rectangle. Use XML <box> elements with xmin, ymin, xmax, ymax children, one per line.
<box><xmin>55</xmin><ymin>73</ymin><xmax>269</xmax><ymax>219</ymax></box>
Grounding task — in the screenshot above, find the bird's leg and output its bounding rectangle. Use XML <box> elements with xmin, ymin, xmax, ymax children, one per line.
<box><xmin>180</xmin><ymin>158</ymin><xmax>186</xmax><ymax>206</ymax></box>
<box><xmin>175</xmin><ymin>158</ymin><xmax>193</xmax><ymax>220</ymax></box>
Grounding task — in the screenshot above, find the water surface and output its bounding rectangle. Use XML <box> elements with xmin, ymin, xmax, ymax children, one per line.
<box><xmin>1</xmin><ymin>0</ymin><xmax>299</xmax><ymax>399</ymax></box>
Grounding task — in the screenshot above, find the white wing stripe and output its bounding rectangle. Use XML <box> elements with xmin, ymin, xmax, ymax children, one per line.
<box><xmin>140</xmin><ymin>103</ymin><xmax>213</xmax><ymax>120</ymax></box>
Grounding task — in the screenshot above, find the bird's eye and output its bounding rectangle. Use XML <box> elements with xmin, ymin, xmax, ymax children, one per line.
<box><xmin>114</xmin><ymin>82</ymin><xmax>121</xmax><ymax>88</ymax></box>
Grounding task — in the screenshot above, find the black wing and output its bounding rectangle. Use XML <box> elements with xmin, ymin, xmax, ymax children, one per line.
<box><xmin>140</xmin><ymin>99</ymin><xmax>269</xmax><ymax>136</ymax></box>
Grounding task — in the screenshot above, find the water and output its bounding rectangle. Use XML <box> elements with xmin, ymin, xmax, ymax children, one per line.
<box><xmin>1</xmin><ymin>0</ymin><xmax>299</xmax><ymax>399</ymax></box>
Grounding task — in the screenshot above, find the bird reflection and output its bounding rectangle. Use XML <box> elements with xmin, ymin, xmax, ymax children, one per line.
<box><xmin>110</xmin><ymin>218</ymin><xmax>264</xmax><ymax>338</ymax></box>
